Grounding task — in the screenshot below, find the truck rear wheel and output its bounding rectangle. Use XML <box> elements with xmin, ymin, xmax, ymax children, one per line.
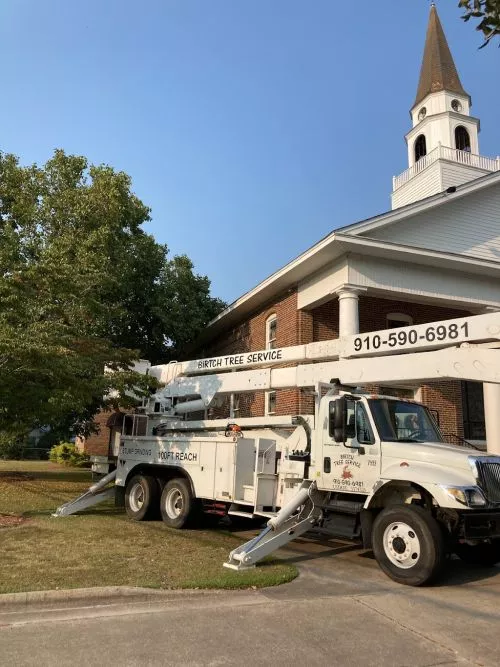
<box><xmin>160</xmin><ymin>478</ymin><xmax>196</xmax><ymax>529</ymax></box>
<box><xmin>372</xmin><ymin>505</ymin><xmax>445</xmax><ymax>586</ymax></box>
<box><xmin>125</xmin><ymin>474</ymin><xmax>159</xmax><ymax>521</ymax></box>
<box><xmin>455</xmin><ymin>540</ymin><xmax>500</xmax><ymax>566</ymax></box>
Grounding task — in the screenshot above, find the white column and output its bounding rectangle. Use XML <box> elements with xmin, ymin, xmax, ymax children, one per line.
<box><xmin>337</xmin><ymin>287</ymin><xmax>361</xmax><ymax>337</ymax></box>
<box><xmin>483</xmin><ymin>384</ymin><xmax>500</xmax><ymax>455</ymax></box>
<box><xmin>479</xmin><ymin>306</ymin><xmax>500</xmax><ymax>454</ymax></box>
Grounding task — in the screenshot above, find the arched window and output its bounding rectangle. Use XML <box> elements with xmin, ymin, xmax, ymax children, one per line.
<box><xmin>455</xmin><ymin>126</ymin><xmax>471</xmax><ymax>152</ymax></box>
<box><xmin>414</xmin><ymin>135</ymin><xmax>427</xmax><ymax>162</ymax></box>
<box><xmin>266</xmin><ymin>314</ymin><xmax>277</xmax><ymax>349</ymax></box>
<box><xmin>386</xmin><ymin>313</ymin><xmax>413</xmax><ymax>329</ymax></box>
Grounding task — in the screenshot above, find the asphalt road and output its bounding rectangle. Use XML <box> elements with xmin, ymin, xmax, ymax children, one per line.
<box><xmin>1</xmin><ymin>535</ymin><xmax>500</xmax><ymax>666</ymax></box>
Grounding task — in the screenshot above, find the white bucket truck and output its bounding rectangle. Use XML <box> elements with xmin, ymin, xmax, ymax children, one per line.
<box><xmin>56</xmin><ymin>313</ymin><xmax>500</xmax><ymax>586</ymax></box>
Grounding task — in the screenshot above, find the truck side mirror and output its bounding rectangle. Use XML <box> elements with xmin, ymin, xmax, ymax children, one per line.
<box><xmin>333</xmin><ymin>396</ymin><xmax>345</xmax><ymax>443</ymax></box>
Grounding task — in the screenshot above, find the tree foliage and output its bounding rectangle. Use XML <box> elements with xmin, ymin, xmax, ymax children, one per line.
<box><xmin>0</xmin><ymin>150</ymin><xmax>225</xmax><ymax>443</ymax></box>
<box><xmin>459</xmin><ymin>1</ymin><xmax>500</xmax><ymax>47</ymax></box>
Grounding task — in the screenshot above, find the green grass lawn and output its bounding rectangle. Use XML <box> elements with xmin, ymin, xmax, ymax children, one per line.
<box><xmin>0</xmin><ymin>460</ymin><xmax>297</xmax><ymax>594</ymax></box>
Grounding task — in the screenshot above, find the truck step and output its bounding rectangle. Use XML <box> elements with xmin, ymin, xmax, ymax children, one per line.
<box><xmin>319</xmin><ymin>512</ymin><xmax>360</xmax><ymax>540</ymax></box>
<box><xmin>228</xmin><ymin>510</ymin><xmax>255</xmax><ymax>519</ymax></box>
<box><xmin>322</xmin><ymin>499</ymin><xmax>365</xmax><ymax>515</ymax></box>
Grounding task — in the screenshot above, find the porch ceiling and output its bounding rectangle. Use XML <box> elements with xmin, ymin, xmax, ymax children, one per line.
<box><xmin>197</xmin><ymin>234</ymin><xmax>500</xmax><ymax>346</ymax></box>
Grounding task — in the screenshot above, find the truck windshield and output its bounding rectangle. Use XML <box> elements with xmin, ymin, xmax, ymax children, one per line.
<box><xmin>368</xmin><ymin>399</ymin><xmax>443</xmax><ymax>443</ymax></box>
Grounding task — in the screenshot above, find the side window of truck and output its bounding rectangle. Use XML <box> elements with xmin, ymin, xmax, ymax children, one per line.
<box><xmin>328</xmin><ymin>401</ymin><xmax>336</xmax><ymax>439</ymax></box>
<box><xmin>345</xmin><ymin>401</ymin><xmax>356</xmax><ymax>439</ymax></box>
<box><xmin>327</xmin><ymin>400</ymin><xmax>374</xmax><ymax>444</ymax></box>
<box><xmin>356</xmin><ymin>403</ymin><xmax>374</xmax><ymax>445</ymax></box>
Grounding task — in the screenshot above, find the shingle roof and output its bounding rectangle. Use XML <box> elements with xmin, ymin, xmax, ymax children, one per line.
<box><xmin>414</xmin><ymin>4</ymin><xmax>468</xmax><ymax>108</ymax></box>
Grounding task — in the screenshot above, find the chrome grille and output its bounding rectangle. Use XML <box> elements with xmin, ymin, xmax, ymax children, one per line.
<box><xmin>477</xmin><ymin>461</ymin><xmax>500</xmax><ymax>504</ymax></box>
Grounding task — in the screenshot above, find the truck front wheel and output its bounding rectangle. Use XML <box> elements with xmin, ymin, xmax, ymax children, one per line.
<box><xmin>372</xmin><ymin>505</ymin><xmax>445</xmax><ymax>586</ymax></box>
<box><xmin>125</xmin><ymin>474</ymin><xmax>159</xmax><ymax>521</ymax></box>
<box><xmin>455</xmin><ymin>540</ymin><xmax>500</xmax><ymax>566</ymax></box>
<box><xmin>160</xmin><ymin>478</ymin><xmax>196</xmax><ymax>529</ymax></box>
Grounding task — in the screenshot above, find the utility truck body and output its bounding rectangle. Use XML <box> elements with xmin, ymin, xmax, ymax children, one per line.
<box><xmin>56</xmin><ymin>312</ymin><xmax>500</xmax><ymax>585</ymax></box>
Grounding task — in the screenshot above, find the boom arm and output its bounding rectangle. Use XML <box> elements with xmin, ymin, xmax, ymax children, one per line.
<box><xmin>148</xmin><ymin>313</ymin><xmax>500</xmax><ymax>412</ymax></box>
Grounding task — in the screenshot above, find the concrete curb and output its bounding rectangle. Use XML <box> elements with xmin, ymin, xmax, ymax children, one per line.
<box><xmin>0</xmin><ymin>586</ymin><xmax>218</xmax><ymax>608</ymax></box>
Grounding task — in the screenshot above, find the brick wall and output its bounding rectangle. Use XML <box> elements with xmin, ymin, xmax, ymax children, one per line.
<box><xmin>420</xmin><ymin>381</ymin><xmax>464</xmax><ymax>437</ymax></box>
<box><xmin>358</xmin><ymin>296</ymin><xmax>469</xmax><ymax>332</ymax></box>
<box><xmin>77</xmin><ymin>411</ymin><xmax>111</xmax><ymax>457</ymax></box>
<box><xmin>312</xmin><ymin>300</ymin><xmax>339</xmax><ymax>341</ymax></box>
<box><xmin>206</xmin><ymin>289</ymin><xmax>300</xmax><ymax>356</ymax></box>
<box><xmin>204</xmin><ymin>289</ymin><xmax>304</xmax><ymax>417</ymax></box>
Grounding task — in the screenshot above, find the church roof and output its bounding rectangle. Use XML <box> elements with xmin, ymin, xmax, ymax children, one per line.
<box><xmin>195</xmin><ymin>171</ymin><xmax>500</xmax><ymax>346</ymax></box>
<box><xmin>413</xmin><ymin>4</ymin><xmax>469</xmax><ymax>108</ymax></box>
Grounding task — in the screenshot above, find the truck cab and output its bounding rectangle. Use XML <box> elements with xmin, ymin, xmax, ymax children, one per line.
<box><xmin>310</xmin><ymin>391</ymin><xmax>500</xmax><ymax>584</ymax></box>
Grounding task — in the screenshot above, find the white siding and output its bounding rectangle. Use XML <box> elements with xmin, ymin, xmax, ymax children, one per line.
<box><xmin>297</xmin><ymin>258</ymin><xmax>348</xmax><ymax>310</ymax></box>
<box><xmin>392</xmin><ymin>161</ymin><xmax>443</xmax><ymax>209</ymax></box>
<box><xmin>378</xmin><ymin>182</ymin><xmax>500</xmax><ymax>261</ymax></box>
<box><xmin>347</xmin><ymin>255</ymin><xmax>500</xmax><ymax>307</ymax></box>
<box><xmin>296</xmin><ymin>254</ymin><xmax>500</xmax><ymax>311</ymax></box>
<box><xmin>411</xmin><ymin>91</ymin><xmax>471</xmax><ymax>129</ymax></box>
<box><xmin>440</xmin><ymin>162</ymin><xmax>491</xmax><ymax>191</ymax></box>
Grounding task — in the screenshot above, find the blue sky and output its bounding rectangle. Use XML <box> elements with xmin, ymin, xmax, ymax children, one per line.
<box><xmin>1</xmin><ymin>1</ymin><xmax>498</xmax><ymax>304</ymax></box>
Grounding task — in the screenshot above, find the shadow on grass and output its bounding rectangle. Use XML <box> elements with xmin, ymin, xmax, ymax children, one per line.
<box><xmin>24</xmin><ymin>506</ymin><xmax>125</xmax><ymax>518</ymax></box>
<box><xmin>18</xmin><ymin>470</ymin><xmax>92</xmax><ymax>482</ymax></box>
<box><xmin>67</xmin><ymin>506</ymin><xmax>125</xmax><ymax>517</ymax></box>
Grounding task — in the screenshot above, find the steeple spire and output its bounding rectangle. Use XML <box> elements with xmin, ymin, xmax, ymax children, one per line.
<box><xmin>414</xmin><ymin>4</ymin><xmax>468</xmax><ymax>108</ymax></box>
<box><xmin>391</xmin><ymin>4</ymin><xmax>497</xmax><ymax>210</ymax></box>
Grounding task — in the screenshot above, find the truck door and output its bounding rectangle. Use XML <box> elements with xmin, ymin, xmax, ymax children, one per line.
<box><xmin>320</xmin><ymin>397</ymin><xmax>380</xmax><ymax>495</ymax></box>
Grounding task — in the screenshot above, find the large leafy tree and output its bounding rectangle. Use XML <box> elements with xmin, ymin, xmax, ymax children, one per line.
<box><xmin>459</xmin><ymin>1</ymin><xmax>500</xmax><ymax>47</ymax></box>
<box><xmin>0</xmin><ymin>150</ymin><xmax>224</xmax><ymax>443</ymax></box>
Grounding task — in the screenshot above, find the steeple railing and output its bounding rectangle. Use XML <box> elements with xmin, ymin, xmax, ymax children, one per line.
<box><xmin>393</xmin><ymin>145</ymin><xmax>500</xmax><ymax>191</ymax></box>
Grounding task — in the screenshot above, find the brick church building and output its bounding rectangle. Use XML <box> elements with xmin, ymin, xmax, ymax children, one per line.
<box><xmin>82</xmin><ymin>5</ymin><xmax>500</xmax><ymax>456</ymax></box>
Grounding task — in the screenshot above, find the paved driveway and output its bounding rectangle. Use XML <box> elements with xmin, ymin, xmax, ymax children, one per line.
<box><xmin>1</xmin><ymin>535</ymin><xmax>499</xmax><ymax>666</ymax></box>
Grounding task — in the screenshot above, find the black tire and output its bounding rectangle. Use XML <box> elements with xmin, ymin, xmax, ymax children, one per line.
<box><xmin>125</xmin><ymin>474</ymin><xmax>159</xmax><ymax>521</ymax></box>
<box><xmin>160</xmin><ymin>478</ymin><xmax>197</xmax><ymax>529</ymax></box>
<box><xmin>372</xmin><ymin>505</ymin><xmax>445</xmax><ymax>586</ymax></box>
<box><xmin>455</xmin><ymin>540</ymin><xmax>500</xmax><ymax>567</ymax></box>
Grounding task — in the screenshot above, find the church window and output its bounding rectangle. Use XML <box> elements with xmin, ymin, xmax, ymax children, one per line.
<box><xmin>418</xmin><ymin>107</ymin><xmax>427</xmax><ymax>121</ymax></box>
<box><xmin>455</xmin><ymin>126</ymin><xmax>471</xmax><ymax>152</ymax></box>
<box><xmin>266</xmin><ymin>314</ymin><xmax>277</xmax><ymax>349</ymax></box>
<box><xmin>451</xmin><ymin>99</ymin><xmax>462</xmax><ymax>112</ymax></box>
<box><xmin>265</xmin><ymin>391</ymin><xmax>276</xmax><ymax>416</ymax></box>
<box><xmin>386</xmin><ymin>313</ymin><xmax>413</xmax><ymax>329</ymax></box>
<box><xmin>414</xmin><ymin>134</ymin><xmax>427</xmax><ymax>162</ymax></box>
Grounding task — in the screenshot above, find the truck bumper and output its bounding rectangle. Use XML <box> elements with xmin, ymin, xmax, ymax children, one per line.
<box><xmin>460</xmin><ymin>511</ymin><xmax>500</xmax><ymax>540</ymax></box>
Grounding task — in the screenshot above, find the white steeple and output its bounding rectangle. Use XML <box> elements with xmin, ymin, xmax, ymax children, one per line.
<box><xmin>391</xmin><ymin>4</ymin><xmax>499</xmax><ymax>210</ymax></box>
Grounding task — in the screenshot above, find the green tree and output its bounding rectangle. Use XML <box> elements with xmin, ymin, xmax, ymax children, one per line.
<box><xmin>157</xmin><ymin>255</ymin><xmax>226</xmax><ymax>362</ymax></box>
<box><xmin>459</xmin><ymin>1</ymin><xmax>500</xmax><ymax>47</ymax></box>
<box><xmin>0</xmin><ymin>150</ymin><xmax>224</xmax><ymax>446</ymax></box>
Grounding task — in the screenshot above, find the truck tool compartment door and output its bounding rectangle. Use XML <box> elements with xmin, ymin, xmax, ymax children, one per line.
<box><xmin>321</xmin><ymin>398</ymin><xmax>380</xmax><ymax>494</ymax></box>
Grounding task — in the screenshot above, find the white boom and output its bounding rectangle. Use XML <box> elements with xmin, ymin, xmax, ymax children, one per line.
<box><xmin>147</xmin><ymin>312</ymin><xmax>500</xmax><ymax>412</ymax></box>
<box><xmin>152</xmin><ymin>312</ymin><xmax>500</xmax><ymax>380</ymax></box>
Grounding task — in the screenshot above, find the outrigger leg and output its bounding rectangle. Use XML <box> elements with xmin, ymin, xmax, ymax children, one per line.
<box><xmin>224</xmin><ymin>480</ymin><xmax>324</xmax><ymax>570</ymax></box>
<box><xmin>52</xmin><ymin>470</ymin><xmax>117</xmax><ymax>517</ymax></box>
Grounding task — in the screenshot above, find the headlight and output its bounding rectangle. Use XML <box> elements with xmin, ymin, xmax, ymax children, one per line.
<box><xmin>442</xmin><ymin>486</ymin><xmax>487</xmax><ymax>507</ymax></box>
